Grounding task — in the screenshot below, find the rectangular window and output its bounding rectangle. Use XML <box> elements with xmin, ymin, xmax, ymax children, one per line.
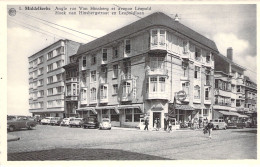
<box><xmin>39</xmin><ymin>56</ymin><xmax>44</xmax><ymax>64</ymax></box>
<box><xmin>123</xmin><ymin>82</ymin><xmax>131</xmax><ymax>97</ymax></box>
<box><xmin>123</xmin><ymin>60</ymin><xmax>131</xmax><ymax>79</ymax></box>
<box><xmin>206</xmin><ymin>52</ymin><xmax>211</xmax><ymax>63</ymax></box>
<box><xmin>100</xmin><ymin>85</ymin><xmax>108</xmax><ymax>99</ymax></box>
<box><xmin>194</xmin><ymin>85</ymin><xmax>200</xmax><ymax>99</ymax></box>
<box><xmin>150</xmin><ymin>56</ymin><xmax>165</xmax><ymax>70</ymax></box>
<box><xmin>236</xmin><ymin>100</ymin><xmax>241</xmax><ymax>107</ymax></box>
<box><xmin>47</xmin><ymin>101</ymin><xmax>53</xmax><ymax>107</ymax></box>
<box><xmin>113</xmin><ymin>64</ymin><xmax>118</xmax><ymax>78</ymax></box>
<box><xmin>56</xmin><ymin>60</ymin><xmax>61</xmax><ymax>68</ymax></box>
<box><xmin>48</xmin><ymin>88</ymin><xmax>53</xmax><ymax>96</ymax></box>
<box><xmin>91</xmin><ymin>55</ymin><xmax>96</xmax><ymax>65</ymax></box>
<box><xmin>159</xmin><ymin>30</ymin><xmax>166</xmax><ymax>45</ymax></box>
<box><xmin>194</xmin><ymin>66</ymin><xmax>200</xmax><ymax>79</ymax></box>
<box><xmin>182</xmin><ymin>82</ymin><xmax>189</xmax><ymax>95</ymax></box>
<box><xmin>102</xmin><ymin>109</ymin><xmax>109</xmax><ymax>119</ymax></box>
<box><xmin>113</xmin><ymin>47</ymin><xmax>118</xmax><ymax>58</ymax></box>
<box><xmin>125</xmin><ymin>109</ymin><xmax>132</xmax><ymax>122</ymax></box>
<box><xmin>159</xmin><ymin>77</ymin><xmax>165</xmax><ymax>92</ymax></box>
<box><xmin>72</xmin><ymin>84</ymin><xmax>77</xmax><ymax>96</ymax></box>
<box><xmin>91</xmin><ymin>71</ymin><xmax>96</xmax><ymax>82</ymax></box>
<box><xmin>183</xmin><ymin>41</ymin><xmax>188</xmax><ymax>53</ymax></box>
<box><xmin>39</xmin><ymin>67</ymin><xmax>44</xmax><ymax>75</ymax></box>
<box><xmin>205</xmin><ymin>88</ymin><xmax>209</xmax><ymax>100</ymax></box>
<box><xmin>203</xmin><ymin>109</ymin><xmax>209</xmax><ymax>116</ymax></box>
<box><xmin>113</xmin><ymin>84</ymin><xmax>118</xmax><ymax>95</ymax></box>
<box><xmin>57</xmin><ymin>86</ymin><xmax>63</xmax><ymax>94</ymax></box>
<box><xmin>81</xmin><ymin>88</ymin><xmax>87</xmax><ymax>101</ymax></box>
<box><xmin>151</xmin><ymin>30</ymin><xmax>158</xmax><ymax>45</ymax></box>
<box><xmin>47</xmin><ymin>64</ymin><xmax>53</xmax><ymax>72</ymax></box>
<box><xmin>39</xmin><ymin>79</ymin><xmax>44</xmax><ymax>86</ymax></box>
<box><xmin>47</xmin><ymin>51</ymin><xmax>53</xmax><ymax>59</ymax></box>
<box><xmin>134</xmin><ymin>108</ymin><xmax>142</xmax><ymax>122</ymax></box>
<box><xmin>125</xmin><ymin>39</ymin><xmax>131</xmax><ymax>54</ymax></box>
<box><xmin>57</xmin><ymin>46</ymin><xmax>64</xmax><ymax>55</ymax></box>
<box><xmin>56</xmin><ymin>74</ymin><xmax>62</xmax><ymax>81</ymax></box>
<box><xmin>83</xmin><ymin>56</ymin><xmax>87</xmax><ymax>67</ymax></box>
<box><xmin>237</xmin><ymin>86</ymin><xmax>241</xmax><ymax>93</ymax></box>
<box><xmin>67</xmin><ymin>85</ymin><xmax>71</xmax><ymax>96</ymax></box>
<box><xmin>102</xmin><ymin>48</ymin><xmax>107</xmax><ymax>62</ymax></box>
<box><xmin>182</xmin><ymin>62</ymin><xmax>188</xmax><ymax>77</ymax></box>
<box><xmin>91</xmin><ymin>88</ymin><xmax>97</xmax><ymax>101</ymax></box>
<box><xmin>150</xmin><ymin>77</ymin><xmax>157</xmax><ymax>92</ymax></box>
<box><xmin>39</xmin><ymin>90</ymin><xmax>44</xmax><ymax>97</ymax></box>
<box><xmin>47</xmin><ymin>76</ymin><xmax>53</xmax><ymax>84</ymax></box>
<box><xmin>111</xmin><ymin>109</ymin><xmax>119</xmax><ymax>122</ymax></box>
<box><xmin>39</xmin><ymin>102</ymin><xmax>44</xmax><ymax>108</ymax></box>
<box><xmin>195</xmin><ymin>48</ymin><xmax>201</xmax><ymax>61</ymax></box>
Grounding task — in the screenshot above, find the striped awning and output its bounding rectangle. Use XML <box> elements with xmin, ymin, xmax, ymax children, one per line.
<box><xmin>175</xmin><ymin>105</ymin><xmax>194</xmax><ymax>111</ymax></box>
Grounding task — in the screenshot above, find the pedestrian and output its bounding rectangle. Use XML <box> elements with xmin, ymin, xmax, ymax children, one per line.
<box><xmin>168</xmin><ymin>120</ymin><xmax>172</xmax><ymax>133</ymax></box>
<box><xmin>206</xmin><ymin>120</ymin><xmax>214</xmax><ymax>139</ymax></box>
<box><xmin>156</xmin><ymin>118</ymin><xmax>160</xmax><ymax>131</ymax></box>
<box><xmin>164</xmin><ymin>117</ymin><xmax>168</xmax><ymax>131</ymax></box>
<box><xmin>144</xmin><ymin>118</ymin><xmax>149</xmax><ymax>131</ymax></box>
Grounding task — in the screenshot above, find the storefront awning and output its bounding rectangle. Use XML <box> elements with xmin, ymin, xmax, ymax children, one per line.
<box><xmin>95</xmin><ymin>106</ymin><xmax>119</xmax><ymax>114</ymax></box>
<box><xmin>117</xmin><ymin>104</ymin><xmax>144</xmax><ymax>113</ymax></box>
<box><xmin>76</xmin><ymin>107</ymin><xmax>97</xmax><ymax>114</ymax></box>
<box><xmin>218</xmin><ymin>111</ymin><xmax>239</xmax><ymax>117</ymax></box>
<box><xmin>175</xmin><ymin>105</ymin><xmax>194</xmax><ymax>111</ymax></box>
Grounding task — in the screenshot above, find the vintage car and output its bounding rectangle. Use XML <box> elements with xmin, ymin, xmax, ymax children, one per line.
<box><xmin>50</xmin><ymin>117</ymin><xmax>63</xmax><ymax>126</ymax></box>
<box><xmin>82</xmin><ymin>116</ymin><xmax>99</xmax><ymax>129</ymax></box>
<box><xmin>7</xmin><ymin>115</ymin><xmax>37</xmax><ymax>132</ymax></box>
<box><xmin>60</xmin><ymin>117</ymin><xmax>75</xmax><ymax>126</ymax></box>
<box><xmin>69</xmin><ymin>118</ymin><xmax>84</xmax><ymax>128</ymax></box>
<box><xmin>99</xmin><ymin>118</ymin><xmax>112</xmax><ymax>130</ymax></box>
<box><xmin>212</xmin><ymin>119</ymin><xmax>227</xmax><ymax>130</ymax></box>
<box><xmin>40</xmin><ymin>117</ymin><xmax>53</xmax><ymax>125</ymax></box>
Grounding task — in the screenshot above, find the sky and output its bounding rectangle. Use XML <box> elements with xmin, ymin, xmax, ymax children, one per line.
<box><xmin>6</xmin><ymin>4</ymin><xmax>257</xmax><ymax>116</ymax></box>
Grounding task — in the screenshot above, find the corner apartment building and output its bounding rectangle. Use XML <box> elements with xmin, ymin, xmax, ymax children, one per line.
<box><xmin>28</xmin><ymin>40</ymin><xmax>81</xmax><ymax>118</ymax></box>
<box><xmin>213</xmin><ymin>47</ymin><xmax>247</xmax><ymax>121</ymax></box>
<box><xmin>244</xmin><ymin>76</ymin><xmax>257</xmax><ymax>124</ymax></box>
<box><xmin>74</xmin><ymin>12</ymin><xmax>218</xmax><ymax>128</ymax></box>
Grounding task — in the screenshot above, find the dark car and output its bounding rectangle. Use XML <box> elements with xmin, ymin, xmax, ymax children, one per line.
<box><xmin>7</xmin><ymin>115</ymin><xmax>37</xmax><ymax>132</ymax></box>
<box><xmin>50</xmin><ymin>117</ymin><xmax>63</xmax><ymax>126</ymax></box>
<box><xmin>82</xmin><ymin>117</ymin><xmax>99</xmax><ymax>129</ymax></box>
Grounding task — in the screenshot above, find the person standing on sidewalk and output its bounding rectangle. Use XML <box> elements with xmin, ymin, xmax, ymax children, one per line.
<box><xmin>207</xmin><ymin>120</ymin><xmax>214</xmax><ymax>139</ymax></box>
<box><xmin>144</xmin><ymin>118</ymin><xmax>149</xmax><ymax>131</ymax></box>
<box><xmin>167</xmin><ymin>120</ymin><xmax>172</xmax><ymax>133</ymax></box>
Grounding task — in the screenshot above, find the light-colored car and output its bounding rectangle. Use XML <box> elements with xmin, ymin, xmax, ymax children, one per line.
<box><xmin>99</xmin><ymin>118</ymin><xmax>112</xmax><ymax>130</ymax></box>
<box><xmin>7</xmin><ymin>115</ymin><xmax>37</xmax><ymax>132</ymax></box>
<box><xmin>50</xmin><ymin>117</ymin><xmax>63</xmax><ymax>126</ymax></box>
<box><xmin>40</xmin><ymin>117</ymin><xmax>52</xmax><ymax>125</ymax></box>
<box><xmin>60</xmin><ymin>117</ymin><xmax>75</xmax><ymax>126</ymax></box>
<box><xmin>69</xmin><ymin>118</ymin><xmax>84</xmax><ymax>128</ymax></box>
<box><xmin>212</xmin><ymin>119</ymin><xmax>227</xmax><ymax>130</ymax></box>
<box><xmin>137</xmin><ymin>118</ymin><xmax>145</xmax><ymax>130</ymax></box>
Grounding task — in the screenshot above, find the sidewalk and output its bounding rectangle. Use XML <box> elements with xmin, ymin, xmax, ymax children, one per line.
<box><xmin>112</xmin><ymin>126</ymin><xmax>202</xmax><ymax>132</ymax></box>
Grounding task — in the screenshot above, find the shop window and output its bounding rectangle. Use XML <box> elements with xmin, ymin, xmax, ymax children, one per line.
<box><xmin>102</xmin><ymin>109</ymin><xmax>109</xmax><ymax>119</ymax></box>
<box><xmin>111</xmin><ymin>109</ymin><xmax>119</xmax><ymax>122</ymax></box>
<box><xmin>134</xmin><ymin>108</ymin><xmax>142</xmax><ymax>122</ymax></box>
<box><xmin>125</xmin><ymin>109</ymin><xmax>132</xmax><ymax>122</ymax></box>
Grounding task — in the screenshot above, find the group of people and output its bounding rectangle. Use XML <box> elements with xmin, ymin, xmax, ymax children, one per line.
<box><xmin>144</xmin><ymin>117</ymin><xmax>215</xmax><ymax>139</ymax></box>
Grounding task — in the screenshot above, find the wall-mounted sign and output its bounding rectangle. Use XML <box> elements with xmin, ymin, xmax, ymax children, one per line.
<box><xmin>176</xmin><ymin>91</ymin><xmax>187</xmax><ymax>102</ymax></box>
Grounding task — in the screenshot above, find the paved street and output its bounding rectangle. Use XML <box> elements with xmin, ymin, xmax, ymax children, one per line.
<box><xmin>8</xmin><ymin>125</ymin><xmax>257</xmax><ymax>160</ymax></box>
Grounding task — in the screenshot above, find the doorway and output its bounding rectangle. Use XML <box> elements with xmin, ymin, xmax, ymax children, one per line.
<box><xmin>153</xmin><ymin>112</ymin><xmax>161</xmax><ymax>127</ymax></box>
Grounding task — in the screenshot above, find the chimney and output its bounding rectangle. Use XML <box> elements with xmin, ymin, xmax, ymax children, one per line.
<box><xmin>227</xmin><ymin>47</ymin><xmax>233</xmax><ymax>61</ymax></box>
<box><xmin>174</xmin><ymin>14</ymin><xmax>180</xmax><ymax>22</ymax></box>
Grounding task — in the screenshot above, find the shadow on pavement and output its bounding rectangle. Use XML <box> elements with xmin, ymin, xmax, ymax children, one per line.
<box><xmin>8</xmin><ymin>148</ymin><xmax>171</xmax><ymax>160</ymax></box>
<box><xmin>231</xmin><ymin>130</ymin><xmax>257</xmax><ymax>134</ymax></box>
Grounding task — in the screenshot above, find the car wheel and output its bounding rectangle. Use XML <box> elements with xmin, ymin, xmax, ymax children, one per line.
<box><xmin>223</xmin><ymin>126</ymin><xmax>227</xmax><ymax>130</ymax></box>
<box><xmin>9</xmin><ymin>126</ymin><xmax>15</xmax><ymax>132</ymax></box>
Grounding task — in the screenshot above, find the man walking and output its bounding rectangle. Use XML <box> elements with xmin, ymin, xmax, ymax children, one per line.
<box><xmin>207</xmin><ymin>120</ymin><xmax>214</xmax><ymax>139</ymax></box>
<box><xmin>144</xmin><ymin>118</ymin><xmax>149</xmax><ymax>131</ymax></box>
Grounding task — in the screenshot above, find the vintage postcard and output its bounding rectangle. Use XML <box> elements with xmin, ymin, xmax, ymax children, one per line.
<box><xmin>0</xmin><ymin>0</ymin><xmax>259</xmax><ymax>166</ymax></box>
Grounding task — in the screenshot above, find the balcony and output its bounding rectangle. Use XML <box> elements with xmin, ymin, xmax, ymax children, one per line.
<box><xmin>65</xmin><ymin>96</ymin><xmax>78</xmax><ymax>101</ymax></box>
<box><xmin>215</xmin><ymin>89</ymin><xmax>231</xmax><ymax>97</ymax></box>
<box><xmin>213</xmin><ymin>102</ymin><xmax>231</xmax><ymax>110</ymax></box>
<box><xmin>146</xmin><ymin>92</ymin><xmax>168</xmax><ymax>100</ymax></box>
<box><xmin>66</xmin><ymin>77</ymin><xmax>77</xmax><ymax>83</ymax></box>
<box><xmin>121</xmin><ymin>92</ymin><xmax>133</xmax><ymax>102</ymax></box>
<box><xmin>150</xmin><ymin>43</ymin><xmax>167</xmax><ymax>52</ymax></box>
<box><xmin>146</xmin><ymin>68</ymin><xmax>168</xmax><ymax>76</ymax></box>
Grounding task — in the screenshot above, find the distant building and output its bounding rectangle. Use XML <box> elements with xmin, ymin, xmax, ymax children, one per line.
<box><xmin>28</xmin><ymin>40</ymin><xmax>81</xmax><ymax>118</ymax></box>
<box><xmin>213</xmin><ymin>47</ymin><xmax>248</xmax><ymax>122</ymax></box>
<box><xmin>72</xmin><ymin>12</ymin><xmax>218</xmax><ymax>128</ymax></box>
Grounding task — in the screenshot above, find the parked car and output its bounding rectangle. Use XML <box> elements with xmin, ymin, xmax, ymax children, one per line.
<box><xmin>82</xmin><ymin>116</ymin><xmax>99</xmax><ymax>129</ymax></box>
<box><xmin>99</xmin><ymin>118</ymin><xmax>112</xmax><ymax>130</ymax></box>
<box><xmin>60</xmin><ymin>117</ymin><xmax>75</xmax><ymax>126</ymax></box>
<box><xmin>69</xmin><ymin>118</ymin><xmax>84</xmax><ymax>128</ymax></box>
<box><xmin>50</xmin><ymin>117</ymin><xmax>63</xmax><ymax>126</ymax></box>
<box><xmin>212</xmin><ymin>119</ymin><xmax>227</xmax><ymax>130</ymax></box>
<box><xmin>40</xmin><ymin>117</ymin><xmax>52</xmax><ymax>125</ymax></box>
<box><xmin>7</xmin><ymin>115</ymin><xmax>37</xmax><ymax>132</ymax></box>
<box><xmin>227</xmin><ymin>122</ymin><xmax>237</xmax><ymax>129</ymax></box>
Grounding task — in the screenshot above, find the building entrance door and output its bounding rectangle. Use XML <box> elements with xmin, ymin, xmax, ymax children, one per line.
<box><xmin>153</xmin><ymin>112</ymin><xmax>161</xmax><ymax>127</ymax></box>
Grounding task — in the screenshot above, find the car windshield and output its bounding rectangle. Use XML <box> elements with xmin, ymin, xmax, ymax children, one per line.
<box><xmin>102</xmin><ymin>119</ymin><xmax>109</xmax><ymax>122</ymax></box>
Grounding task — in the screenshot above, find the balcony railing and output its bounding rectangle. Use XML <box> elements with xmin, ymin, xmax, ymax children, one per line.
<box><xmin>150</xmin><ymin>42</ymin><xmax>167</xmax><ymax>51</ymax></box>
<box><xmin>65</xmin><ymin>96</ymin><xmax>78</xmax><ymax>101</ymax></box>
